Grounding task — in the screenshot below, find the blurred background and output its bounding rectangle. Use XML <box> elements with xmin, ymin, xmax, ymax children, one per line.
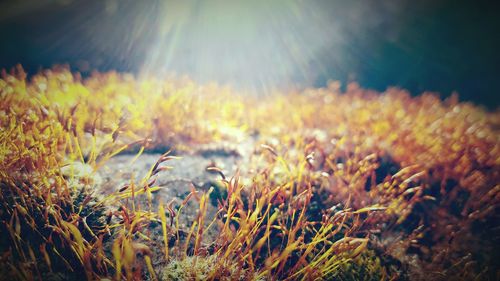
<box><xmin>0</xmin><ymin>0</ymin><xmax>498</xmax><ymax>108</ymax></box>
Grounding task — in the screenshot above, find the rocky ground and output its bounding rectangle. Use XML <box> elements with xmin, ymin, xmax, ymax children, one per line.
<box><xmin>95</xmin><ymin>140</ymin><xmax>258</xmax><ymax>278</ymax></box>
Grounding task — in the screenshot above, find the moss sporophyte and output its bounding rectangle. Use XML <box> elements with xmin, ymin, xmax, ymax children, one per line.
<box><xmin>0</xmin><ymin>66</ymin><xmax>498</xmax><ymax>280</ymax></box>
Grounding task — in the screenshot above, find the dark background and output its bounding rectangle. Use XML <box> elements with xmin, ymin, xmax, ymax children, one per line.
<box><xmin>0</xmin><ymin>0</ymin><xmax>498</xmax><ymax>108</ymax></box>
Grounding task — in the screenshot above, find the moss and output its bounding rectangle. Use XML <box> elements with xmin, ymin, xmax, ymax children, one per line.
<box><xmin>0</xmin><ymin>179</ymin><xmax>108</xmax><ymax>280</ymax></box>
<box><xmin>160</xmin><ymin>255</ymin><xmax>260</xmax><ymax>281</ymax></box>
<box><xmin>2</xmin><ymin>66</ymin><xmax>499</xmax><ymax>280</ymax></box>
<box><xmin>327</xmin><ymin>250</ymin><xmax>408</xmax><ymax>281</ymax></box>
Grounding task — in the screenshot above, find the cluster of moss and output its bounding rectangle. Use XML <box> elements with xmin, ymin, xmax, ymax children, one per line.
<box><xmin>0</xmin><ymin>66</ymin><xmax>498</xmax><ymax>280</ymax></box>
